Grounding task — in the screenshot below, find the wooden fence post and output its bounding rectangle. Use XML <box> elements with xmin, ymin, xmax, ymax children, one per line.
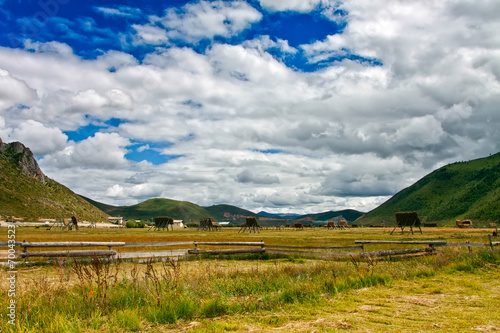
<box><xmin>108</xmin><ymin>241</ymin><xmax>115</xmax><ymax>259</ymax></box>
<box><xmin>22</xmin><ymin>240</ymin><xmax>28</xmax><ymax>264</ymax></box>
<box><xmin>488</xmin><ymin>234</ymin><xmax>494</xmax><ymax>251</ymax></box>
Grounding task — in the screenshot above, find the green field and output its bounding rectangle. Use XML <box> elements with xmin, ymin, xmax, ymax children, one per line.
<box><xmin>1</xmin><ymin>227</ymin><xmax>499</xmax><ymax>332</ymax></box>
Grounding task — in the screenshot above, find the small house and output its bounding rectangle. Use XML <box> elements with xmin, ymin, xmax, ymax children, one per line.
<box><xmin>108</xmin><ymin>217</ymin><xmax>124</xmax><ymax>225</ymax></box>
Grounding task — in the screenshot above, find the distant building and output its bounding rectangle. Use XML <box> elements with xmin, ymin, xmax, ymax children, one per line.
<box><xmin>38</xmin><ymin>218</ymin><xmax>56</xmax><ymax>223</ymax></box>
<box><xmin>173</xmin><ymin>220</ymin><xmax>184</xmax><ymax>228</ymax></box>
<box><xmin>108</xmin><ymin>217</ymin><xmax>124</xmax><ymax>225</ymax></box>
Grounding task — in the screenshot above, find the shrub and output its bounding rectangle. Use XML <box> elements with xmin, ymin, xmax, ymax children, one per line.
<box><xmin>125</xmin><ymin>219</ymin><xmax>137</xmax><ymax>228</ymax></box>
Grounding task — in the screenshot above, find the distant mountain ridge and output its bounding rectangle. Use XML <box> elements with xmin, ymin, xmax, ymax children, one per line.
<box><xmin>258</xmin><ymin>211</ymin><xmax>302</xmax><ymax>219</ymax></box>
<box><xmin>0</xmin><ymin>138</ymin><xmax>108</xmax><ymax>221</ymax></box>
<box><xmin>82</xmin><ymin>197</ymin><xmax>218</xmax><ymax>223</ymax></box>
<box><xmin>257</xmin><ymin>210</ymin><xmax>365</xmax><ymax>222</ymax></box>
<box><xmin>359</xmin><ymin>152</ymin><xmax>500</xmax><ymax>226</ymax></box>
<box><xmin>204</xmin><ymin>204</ymin><xmax>257</xmax><ymax>223</ymax></box>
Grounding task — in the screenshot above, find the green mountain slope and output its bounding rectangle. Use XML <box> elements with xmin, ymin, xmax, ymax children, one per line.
<box><xmin>359</xmin><ymin>152</ymin><xmax>500</xmax><ymax>227</ymax></box>
<box><xmin>0</xmin><ymin>140</ymin><xmax>108</xmax><ymax>221</ymax></box>
<box><xmin>82</xmin><ymin>197</ymin><xmax>217</xmax><ymax>222</ymax></box>
<box><xmin>298</xmin><ymin>210</ymin><xmax>365</xmax><ymax>222</ymax></box>
<box><xmin>204</xmin><ymin>204</ymin><xmax>257</xmax><ymax>221</ymax></box>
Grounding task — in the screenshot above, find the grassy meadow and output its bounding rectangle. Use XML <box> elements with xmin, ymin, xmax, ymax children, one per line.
<box><xmin>1</xmin><ymin>227</ymin><xmax>499</xmax><ymax>332</ymax></box>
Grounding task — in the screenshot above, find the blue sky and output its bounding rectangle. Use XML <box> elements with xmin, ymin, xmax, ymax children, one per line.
<box><xmin>0</xmin><ymin>0</ymin><xmax>499</xmax><ymax>213</ymax></box>
<box><xmin>2</xmin><ymin>0</ymin><xmax>346</xmax><ymax>69</ymax></box>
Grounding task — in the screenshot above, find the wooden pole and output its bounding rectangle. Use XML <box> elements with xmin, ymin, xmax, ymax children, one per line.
<box><xmin>361</xmin><ymin>248</ymin><xmax>434</xmax><ymax>257</ymax></box>
<box><xmin>355</xmin><ymin>240</ymin><xmax>447</xmax><ymax>246</ymax></box>
<box><xmin>188</xmin><ymin>248</ymin><xmax>265</xmax><ymax>255</ymax></box>
<box><xmin>23</xmin><ymin>240</ymin><xmax>28</xmax><ymax>264</ymax></box>
<box><xmin>19</xmin><ymin>250</ymin><xmax>117</xmax><ymax>258</ymax></box>
<box><xmin>193</xmin><ymin>242</ymin><xmax>264</xmax><ymax>246</ymax></box>
<box><xmin>19</xmin><ymin>241</ymin><xmax>125</xmax><ymax>248</ymax></box>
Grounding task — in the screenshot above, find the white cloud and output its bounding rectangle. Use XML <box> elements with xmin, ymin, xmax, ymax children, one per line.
<box><xmin>23</xmin><ymin>40</ymin><xmax>74</xmax><ymax>57</ymax></box>
<box><xmin>236</xmin><ymin>169</ymin><xmax>280</xmax><ymax>184</ymax></box>
<box><xmin>106</xmin><ymin>183</ymin><xmax>164</xmax><ymax>200</ymax></box>
<box><xmin>258</xmin><ymin>0</ymin><xmax>324</xmax><ymax>12</ymax></box>
<box><xmin>106</xmin><ymin>184</ymin><xmax>126</xmax><ymax>198</ymax></box>
<box><xmin>148</xmin><ymin>0</ymin><xmax>262</xmax><ymax>43</ymax></box>
<box><xmin>132</xmin><ymin>24</ymin><xmax>168</xmax><ymax>45</ymax></box>
<box><xmin>0</xmin><ymin>68</ymin><xmax>37</xmax><ymax>109</ymax></box>
<box><xmin>95</xmin><ymin>6</ymin><xmax>143</xmax><ymax>19</ymax></box>
<box><xmin>96</xmin><ymin>50</ymin><xmax>139</xmax><ymax>70</ymax></box>
<box><xmin>8</xmin><ymin>120</ymin><xmax>68</xmax><ymax>155</ymax></box>
<box><xmin>0</xmin><ymin>116</ymin><xmax>11</xmax><ymax>140</ymax></box>
<box><xmin>242</xmin><ymin>35</ymin><xmax>298</xmax><ymax>55</ymax></box>
<box><xmin>41</xmin><ymin>132</ymin><xmax>129</xmax><ymax>169</ymax></box>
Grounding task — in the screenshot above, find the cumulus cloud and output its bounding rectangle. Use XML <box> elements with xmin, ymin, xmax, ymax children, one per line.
<box><xmin>236</xmin><ymin>169</ymin><xmax>280</xmax><ymax>184</ymax></box>
<box><xmin>23</xmin><ymin>40</ymin><xmax>74</xmax><ymax>57</ymax></box>
<box><xmin>106</xmin><ymin>183</ymin><xmax>164</xmax><ymax>200</ymax></box>
<box><xmin>96</xmin><ymin>50</ymin><xmax>139</xmax><ymax>70</ymax></box>
<box><xmin>149</xmin><ymin>0</ymin><xmax>262</xmax><ymax>43</ymax></box>
<box><xmin>41</xmin><ymin>132</ymin><xmax>129</xmax><ymax>169</ymax></box>
<box><xmin>132</xmin><ymin>24</ymin><xmax>168</xmax><ymax>45</ymax></box>
<box><xmin>8</xmin><ymin>120</ymin><xmax>68</xmax><ymax>155</ymax></box>
<box><xmin>242</xmin><ymin>35</ymin><xmax>298</xmax><ymax>55</ymax></box>
<box><xmin>1</xmin><ymin>1</ymin><xmax>499</xmax><ymax>213</ymax></box>
<box><xmin>0</xmin><ymin>68</ymin><xmax>37</xmax><ymax>109</ymax></box>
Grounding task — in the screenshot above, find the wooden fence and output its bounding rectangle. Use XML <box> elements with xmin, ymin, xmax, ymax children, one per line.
<box><xmin>6</xmin><ymin>241</ymin><xmax>124</xmax><ymax>263</ymax></box>
<box><xmin>1</xmin><ymin>237</ymin><xmax>499</xmax><ymax>264</ymax></box>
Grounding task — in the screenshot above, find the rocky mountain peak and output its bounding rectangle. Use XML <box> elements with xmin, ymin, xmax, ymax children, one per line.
<box><xmin>0</xmin><ymin>138</ymin><xmax>45</xmax><ymax>184</ymax></box>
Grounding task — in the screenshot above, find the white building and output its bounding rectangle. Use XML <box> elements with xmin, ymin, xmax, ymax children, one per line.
<box><xmin>108</xmin><ymin>217</ymin><xmax>124</xmax><ymax>225</ymax></box>
<box><xmin>173</xmin><ymin>220</ymin><xmax>184</xmax><ymax>228</ymax></box>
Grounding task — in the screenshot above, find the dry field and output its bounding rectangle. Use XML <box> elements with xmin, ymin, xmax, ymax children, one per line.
<box><xmin>1</xmin><ymin>227</ymin><xmax>499</xmax><ymax>332</ymax></box>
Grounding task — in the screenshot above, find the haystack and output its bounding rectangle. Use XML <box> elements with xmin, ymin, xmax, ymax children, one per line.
<box><xmin>390</xmin><ymin>211</ymin><xmax>422</xmax><ymax>235</ymax></box>
<box><xmin>151</xmin><ymin>216</ymin><xmax>173</xmax><ymax>231</ymax></box>
<box><xmin>197</xmin><ymin>218</ymin><xmax>220</xmax><ymax>231</ymax></box>
<box><xmin>238</xmin><ymin>217</ymin><xmax>261</xmax><ymax>233</ymax></box>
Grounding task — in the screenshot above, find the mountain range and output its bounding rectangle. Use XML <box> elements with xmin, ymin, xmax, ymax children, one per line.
<box><xmin>1</xmin><ymin>138</ymin><xmax>498</xmax><ymax>226</ymax></box>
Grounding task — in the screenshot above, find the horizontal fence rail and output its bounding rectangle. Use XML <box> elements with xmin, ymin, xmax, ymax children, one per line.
<box><xmin>188</xmin><ymin>241</ymin><xmax>265</xmax><ymax>255</ymax></box>
<box><xmin>19</xmin><ymin>241</ymin><xmax>125</xmax><ymax>248</ymax></box>
<box><xmin>194</xmin><ymin>241</ymin><xmax>264</xmax><ymax>246</ymax></box>
<box><xmin>122</xmin><ymin>241</ymin><xmax>194</xmax><ymax>247</ymax></box>
<box><xmin>360</xmin><ymin>248</ymin><xmax>435</xmax><ymax>257</ymax></box>
<box><xmin>20</xmin><ymin>250</ymin><xmax>116</xmax><ymax>258</ymax></box>
<box><xmin>188</xmin><ymin>248</ymin><xmax>265</xmax><ymax>255</ymax></box>
<box><xmin>266</xmin><ymin>245</ymin><xmax>363</xmax><ymax>250</ymax></box>
<box><xmin>354</xmin><ymin>240</ymin><xmax>447</xmax><ymax>246</ymax></box>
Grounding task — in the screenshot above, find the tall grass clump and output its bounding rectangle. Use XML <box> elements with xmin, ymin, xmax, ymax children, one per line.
<box><xmin>444</xmin><ymin>250</ymin><xmax>500</xmax><ymax>273</ymax></box>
